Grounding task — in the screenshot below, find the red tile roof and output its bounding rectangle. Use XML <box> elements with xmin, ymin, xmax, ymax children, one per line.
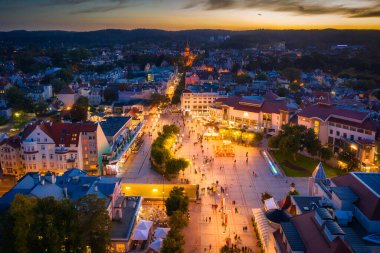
<box><xmin>328</xmin><ymin>117</ymin><xmax>377</xmax><ymax>132</ymax></box>
<box><xmin>291</xmin><ymin>211</ymin><xmax>352</xmax><ymax>253</ymax></box>
<box><xmin>214</xmin><ymin>97</ymin><xmax>291</xmax><ymax>114</ymax></box>
<box><xmin>0</xmin><ymin>136</ymin><xmax>21</xmax><ymax>149</ymax></box>
<box><xmin>332</xmin><ymin>173</ymin><xmax>380</xmax><ymax>220</ymax></box>
<box><xmin>22</xmin><ymin>122</ymin><xmax>98</xmax><ymax>147</ymax></box>
<box><xmin>298</xmin><ymin>103</ymin><xmax>369</xmax><ymax>122</ymax></box>
<box><xmin>58</xmin><ymin>86</ymin><xmax>75</xmax><ymax>95</ymax></box>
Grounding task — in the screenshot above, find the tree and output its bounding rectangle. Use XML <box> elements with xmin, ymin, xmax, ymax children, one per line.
<box><xmin>161</xmin><ymin>229</ymin><xmax>185</xmax><ymax>253</ymax></box>
<box><xmin>33</xmin><ymin>100</ymin><xmax>49</xmax><ymax>116</ymax></box>
<box><xmin>165</xmin><ymin>187</ymin><xmax>189</xmax><ymax>216</ymax></box>
<box><xmin>5</xmin><ymin>86</ymin><xmax>33</xmax><ymax>112</ymax></box>
<box><xmin>279</xmin><ymin>135</ymin><xmax>301</xmax><ymax>161</ymax></box>
<box><xmin>0</xmin><ymin>194</ymin><xmax>110</xmax><ymax>253</ymax></box>
<box><xmin>56</xmin><ymin>69</ymin><xmax>73</xmax><ymax>84</ymax></box>
<box><xmin>165</xmin><ymin>158</ymin><xmax>189</xmax><ymax>177</ymax></box>
<box><xmin>51</xmin><ymin>78</ymin><xmax>67</xmax><ymax>94</ymax></box>
<box><xmin>151</xmin><ymin>93</ymin><xmax>170</xmax><ymax>107</ymax></box>
<box><xmin>255</xmin><ymin>73</ymin><xmax>268</xmax><ymax>81</ymax></box>
<box><xmin>162</xmin><ymin>124</ymin><xmax>180</xmax><ymax>135</ymax></box>
<box><xmin>75</xmin><ymin>195</ymin><xmax>112</xmax><ymax>253</ymax></box>
<box><xmin>281</xmin><ymin>67</ymin><xmax>301</xmax><ymax>82</ymax></box>
<box><xmin>320</xmin><ymin>147</ymin><xmax>333</xmax><ymax>161</ymax></box>
<box><xmin>235</xmin><ymin>74</ymin><xmax>252</xmax><ymax>84</ymax></box>
<box><xmin>289</xmin><ymin>82</ymin><xmax>300</xmax><ymax>93</ymax></box>
<box><xmin>277</xmin><ymin>87</ymin><xmax>288</xmax><ymax>97</ymax></box>
<box><xmin>169</xmin><ymin>210</ymin><xmax>188</xmax><ymax>230</ymax></box>
<box><xmin>6</xmin><ymin>195</ymin><xmax>37</xmax><ymax>253</ymax></box>
<box><xmin>303</xmin><ymin>128</ymin><xmax>321</xmax><ymax>156</ymax></box>
<box><xmin>103</xmin><ymin>87</ymin><xmax>118</xmax><ymax>102</ymax></box>
<box><xmin>70</xmin><ymin>96</ymin><xmax>89</xmax><ymax>122</ymax></box>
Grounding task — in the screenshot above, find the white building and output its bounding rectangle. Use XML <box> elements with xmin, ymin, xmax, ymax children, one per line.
<box><xmin>18</xmin><ymin>121</ymin><xmax>110</xmax><ymax>175</ymax></box>
<box><xmin>298</xmin><ymin>102</ymin><xmax>378</xmax><ymax>171</ymax></box>
<box><xmin>181</xmin><ymin>89</ymin><xmax>227</xmax><ymax>117</ymax></box>
<box><xmin>209</xmin><ymin>96</ymin><xmax>294</xmax><ymax>134</ymax></box>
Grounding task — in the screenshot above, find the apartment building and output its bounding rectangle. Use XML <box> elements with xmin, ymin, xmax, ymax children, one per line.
<box><xmin>4</xmin><ymin>121</ymin><xmax>110</xmax><ymax>175</ymax></box>
<box><xmin>181</xmin><ymin>84</ymin><xmax>227</xmax><ymax>117</ymax></box>
<box><xmin>0</xmin><ymin>136</ymin><xmax>23</xmax><ymax>176</ymax></box>
<box><xmin>209</xmin><ymin>96</ymin><xmax>294</xmax><ymax>134</ymax></box>
<box><xmin>298</xmin><ymin>102</ymin><xmax>378</xmax><ymax>171</ymax></box>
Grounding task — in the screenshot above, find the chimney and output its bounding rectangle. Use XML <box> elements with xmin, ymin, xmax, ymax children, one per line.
<box><xmin>63</xmin><ymin>186</ymin><xmax>68</xmax><ymax>198</ymax></box>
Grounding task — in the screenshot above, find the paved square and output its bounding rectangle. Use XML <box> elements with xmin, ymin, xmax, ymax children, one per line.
<box><xmin>119</xmin><ymin>113</ymin><xmax>308</xmax><ymax>252</ymax></box>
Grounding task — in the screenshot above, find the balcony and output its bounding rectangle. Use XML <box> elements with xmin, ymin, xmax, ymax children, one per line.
<box><xmin>55</xmin><ymin>147</ymin><xmax>69</xmax><ymax>154</ymax></box>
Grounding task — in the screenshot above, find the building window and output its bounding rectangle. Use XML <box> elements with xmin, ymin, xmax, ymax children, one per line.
<box><xmin>41</xmin><ymin>145</ymin><xmax>45</xmax><ymax>150</ymax></box>
<box><xmin>350</xmin><ymin>135</ymin><xmax>354</xmax><ymax>141</ymax></box>
<box><xmin>336</xmin><ymin>131</ymin><xmax>340</xmax><ymax>136</ymax></box>
<box><xmin>314</xmin><ymin>121</ymin><xmax>320</xmax><ymax>135</ymax></box>
<box><xmin>343</xmin><ymin>133</ymin><xmax>347</xmax><ymax>138</ymax></box>
<box><xmin>330</xmin><ymin>130</ymin><xmax>333</xmax><ymax>135</ymax></box>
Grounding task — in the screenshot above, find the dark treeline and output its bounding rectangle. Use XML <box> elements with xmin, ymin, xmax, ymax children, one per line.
<box><xmin>1</xmin><ymin>29</ymin><xmax>380</xmax><ymax>49</ymax></box>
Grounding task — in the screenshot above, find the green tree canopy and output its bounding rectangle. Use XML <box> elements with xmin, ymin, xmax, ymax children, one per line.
<box><xmin>165</xmin><ymin>187</ymin><xmax>189</xmax><ymax>216</ymax></box>
<box><xmin>0</xmin><ymin>194</ymin><xmax>110</xmax><ymax>253</ymax></box>
<box><xmin>69</xmin><ymin>96</ymin><xmax>89</xmax><ymax>122</ymax></box>
<box><xmin>281</xmin><ymin>67</ymin><xmax>302</xmax><ymax>82</ymax></box>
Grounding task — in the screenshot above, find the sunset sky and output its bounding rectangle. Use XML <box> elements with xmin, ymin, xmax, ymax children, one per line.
<box><xmin>0</xmin><ymin>0</ymin><xmax>379</xmax><ymax>31</ymax></box>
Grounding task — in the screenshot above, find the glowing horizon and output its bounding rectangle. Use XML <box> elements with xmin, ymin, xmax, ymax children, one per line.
<box><xmin>0</xmin><ymin>0</ymin><xmax>379</xmax><ymax>31</ymax></box>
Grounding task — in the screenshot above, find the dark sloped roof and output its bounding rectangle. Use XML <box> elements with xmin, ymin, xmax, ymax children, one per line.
<box><xmin>58</xmin><ymin>86</ymin><xmax>75</xmax><ymax>94</ymax></box>
<box><xmin>281</xmin><ymin>222</ymin><xmax>306</xmax><ymax>251</ymax></box>
<box><xmin>0</xmin><ymin>136</ymin><xmax>21</xmax><ymax>149</ymax></box>
<box><xmin>353</xmin><ymin>172</ymin><xmax>380</xmax><ymax>196</ymax></box>
<box><xmin>316</xmin><ymin>208</ymin><xmax>333</xmax><ymax>220</ymax></box>
<box><xmin>214</xmin><ymin>96</ymin><xmax>291</xmax><ymax>114</ymax></box>
<box><xmin>100</xmin><ymin>116</ymin><xmax>131</xmax><ymax>137</ymax></box>
<box><xmin>332</xmin><ymin>173</ymin><xmax>380</xmax><ymax>220</ymax></box>
<box><xmin>325</xmin><ymin>220</ymin><xmax>345</xmax><ymax>235</ymax></box>
<box><xmin>298</xmin><ymin>103</ymin><xmax>369</xmax><ymax>122</ymax></box>
<box><xmin>331</xmin><ymin>186</ymin><xmax>359</xmax><ymax>201</ymax></box>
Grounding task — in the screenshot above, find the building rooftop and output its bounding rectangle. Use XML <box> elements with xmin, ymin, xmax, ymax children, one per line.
<box><xmin>100</xmin><ymin>116</ymin><xmax>131</xmax><ymax>138</ymax></box>
<box><xmin>280</xmin><ymin>222</ymin><xmax>306</xmax><ymax>251</ymax></box>
<box><xmin>332</xmin><ymin>173</ymin><xmax>380</xmax><ymax>220</ymax></box>
<box><xmin>291</xmin><ymin>196</ymin><xmax>322</xmax><ymax>214</ymax></box>
<box><xmin>111</xmin><ymin>196</ymin><xmax>142</xmax><ymax>240</ymax></box>
<box><xmin>298</xmin><ymin>102</ymin><xmax>370</xmax><ymax>122</ymax></box>
<box><xmin>353</xmin><ymin>172</ymin><xmax>380</xmax><ymax>196</ymax></box>
<box><xmin>331</xmin><ymin>186</ymin><xmax>359</xmax><ymax>201</ymax></box>
<box><xmin>0</xmin><ymin>169</ymin><xmax>121</xmax><ymax>209</ymax></box>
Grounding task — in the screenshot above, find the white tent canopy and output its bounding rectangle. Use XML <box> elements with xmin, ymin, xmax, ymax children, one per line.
<box><xmin>252</xmin><ymin>208</ymin><xmax>270</xmax><ymax>251</ymax></box>
<box><xmin>149</xmin><ymin>238</ymin><xmax>163</xmax><ymax>252</ymax></box>
<box><xmin>264</xmin><ymin>197</ymin><xmax>279</xmax><ymax>211</ymax></box>
<box><xmin>154</xmin><ymin>227</ymin><xmax>170</xmax><ymax>239</ymax></box>
<box><xmin>132</xmin><ymin>229</ymin><xmax>149</xmax><ymax>240</ymax></box>
<box><xmin>136</xmin><ymin>219</ymin><xmax>153</xmax><ymax>231</ymax></box>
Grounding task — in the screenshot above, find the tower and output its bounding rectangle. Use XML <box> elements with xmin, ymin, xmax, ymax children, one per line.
<box><xmin>183</xmin><ymin>41</ymin><xmax>194</xmax><ymax>67</ymax></box>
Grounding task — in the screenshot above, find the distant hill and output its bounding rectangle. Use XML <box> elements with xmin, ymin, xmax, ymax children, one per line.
<box><xmin>1</xmin><ymin>29</ymin><xmax>380</xmax><ymax>49</ymax></box>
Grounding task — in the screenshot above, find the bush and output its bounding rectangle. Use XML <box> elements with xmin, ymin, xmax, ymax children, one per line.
<box><xmin>261</xmin><ymin>192</ymin><xmax>272</xmax><ymax>204</ymax></box>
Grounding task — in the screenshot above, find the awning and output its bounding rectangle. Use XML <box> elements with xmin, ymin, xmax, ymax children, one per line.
<box><xmin>132</xmin><ymin>229</ymin><xmax>149</xmax><ymax>241</ymax></box>
<box><xmin>264</xmin><ymin>197</ymin><xmax>279</xmax><ymax>211</ymax></box>
<box><xmin>154</xmin><ymin>227</ymin><xmax>170</xmax><ymax>239</ymax></box>
<box><xmin>136</xmin><ymin>220</ymin><xmax>153</xmax><ymax>231</ymax></box>
<box><xmin>252</xmin><ymin>208</ymin><xmax>270</xmax><ymax>250</ymax></box>
<box><xmin>149</xmin><ymin>238</ymin><xmax>163</xmax><ymax>252</ymax></box>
